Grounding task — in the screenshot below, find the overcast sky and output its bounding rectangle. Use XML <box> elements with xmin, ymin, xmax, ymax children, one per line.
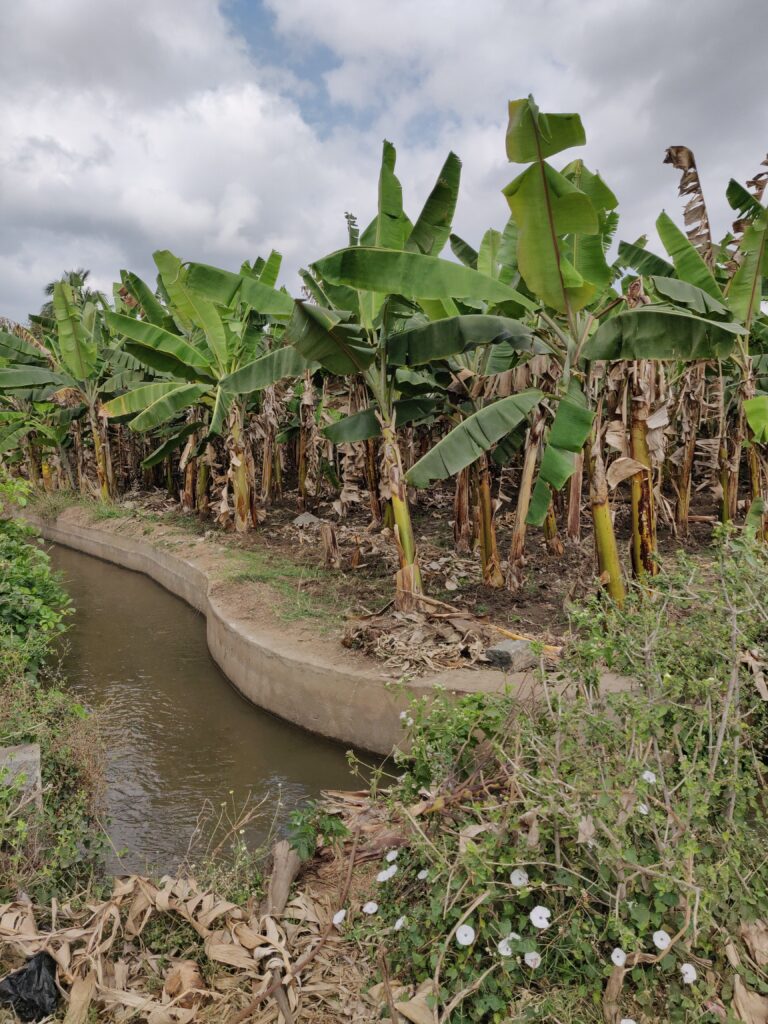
<box><xmin>1</xmin><ymin>0</ymin><xmax>766</xmax><ymax>322</ymax></box>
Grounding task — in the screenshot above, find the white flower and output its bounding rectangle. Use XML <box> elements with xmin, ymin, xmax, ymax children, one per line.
<box><xmin>417</xmin><ymin>869</ymin><xmax>428</xmax><ymax>881</ymax></box>
<box><xmin>524</xmin><ymin>951</ymin><xmax>542</xmax><ymax>969</ymax></box>
<box><xmin>619</xmin><ymin>1019</ymin><xmax>637</xmax><ymax>1024</ymax></box>
<box><xmin>642</xmin><ymin>770</ymin><xmax>657</xmax><ymax>784</ymax></box>
<box><xmin>376</xmin><ymin>869</ymin><xmax>391</xmax><ymax>883</ymax></box>
<box><xmin>529</xmin><ymin>905</ymin><xmax>552</xmax><ymax>930</ymax></box>
<box><xmin>611</xmin><ymin>947</ymin><xmax>627</xmax><ymax>967</ymax></box>
<box><xmin>406</xmin><ymin>717</ymin><xmax>414</xmax><ymax>727</ymax></box>
<box><xmin>399</xmin><ymin>710</ymin><xmax>408</xmax><ymax>721</ymax></box>
<box><xmin>394</xmin><ymin>916</ymin><xmax>406</xmax><ymax>931</ymax></box>
<box><xmin>332</xmin><ymin>909</ymin><xmax>346</xmax><ymax>926</ymax></box>
<box><xmin>637</xmin><ymin>802</ymin><xmax>650</xmax><ymax>816</ymax></box>
<box><xmin>456</xmin><ymin>924</ymin><xmax>476</xmax><ymax>947</ymax></box>
<box><xmin>386</xmin><ymin>849</ymin><xmax>398</xmax><ymax>862</ymax></box>
<box><xmin>497</xmin><ymin>932</ymin><xmax>520</xmax><ymax>957</ymax></box>
<box><xmin>652</xmin><ymin>929</ymin><xmax>671</xmax><ymax>950</ymax></box>
<box><xmin>509</xmin><ymin>868</ymin><xmax>529</xmax><ymax>888</ymax></box>
<box><xmin>680</xmin><ymin>963</ymin><xmax>697</xmax><ymax>985</ymax></box>
<box><xmin>362</xmin><ymin>901</ymin><xmax>378</xmax><ymax>915</ymax></box>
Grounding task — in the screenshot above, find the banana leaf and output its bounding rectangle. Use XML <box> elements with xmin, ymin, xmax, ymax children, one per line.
<box><xmin>128</xmin><ymin>383</ymin><xmax>210</xmax><ymax>432</ymax></box>
<box><xmin>504</xmin><ymin>162</ymin><xmax>599</xmax><ymax>312</ymax></box>
<box><xmin>506</xmin><ymin>96</ymin><xmax>585</xmax><ymax>163</ymax></box>
<box><xmin>324</xmin><ymin>397</ymin><xmax>437</xmax><ymax>443</ymax></box>
<box><xmin>314</xmin><ymin>247</ymin><xmax>535</xmax><ymax>309</ymax></box>
<box><xmin>656</xmin><ymin>212</ymin><xmax>721</xmax><ymax>299</ymax></box>
<box><xmin>120</xmin><ymin>271</ymin><xmax>175</xmax><ymax>330</ymax></box>
<box><xmin>388</xmin><ymin>314</ymin><xmax>536</xmax><ymax>366</ymax></box>
<box><xmin>283</xmin><ymin>302</ymin><xmax>376</xmax><ymax>375</ymax></box>
<box><xmin>616</xmin><ymin>239</ymin><xmax>674</xmax><ymax>278</ymax></box>
<box><xmin>142</xmin><ymin>421</ymin><xmax>200</xmax><ymax>468</ymax></box>
<box><xmin>744</xmin><ymin>395</ymin><xmax>768</xmax><ymax>442</ymax></box>
<box><xmin>185</xmin><ymin>263</ymin><xmax>294</xmax><ymax>317</ymax></box>
<box><xmin>106</xmin><ymin>312</ymin><xmax>215</xmax><ymax>377</ymax></box>
<box><xmin>583</xmin><ymin>306</ymin><xmax>745</xmax><ymax>361</ymax></box>
<box><xmin>53</xmin><ymin>282</ymin><xmax>98</xmax><ymax>381</ymax></box>
<box><xmin>526</xmin><ymin>398</ymin><xmax>594</xmax><ymax>525</ymax></box>
<box><xmin>407</xmin><ymin>389</ymin><xmax>542</xmax><ymax>487</ymax></box>
<box><xmin>219</xmin><ymin>346</ymin><xmax>312</xmax><ymax>395</ymax></box>
<box><xmin>406</xmin><ymin>151</ymin><xmax>461</xmax><ymax>256</ymax></box>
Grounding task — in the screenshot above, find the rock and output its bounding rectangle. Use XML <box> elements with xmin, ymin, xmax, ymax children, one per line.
<box><xmin>484</xmin><ymin>639</ymin><xmax>538</xmax><ymax>672</ymax></box>
<box><xmin>293</xmin><ymin>512</ymin><xmax>322</xmax><ymax>528</ymax></box>
<box><xmin>0</xmin><ymin>743</ymin><xmax>43</xmax><ymax>812</ymax></box>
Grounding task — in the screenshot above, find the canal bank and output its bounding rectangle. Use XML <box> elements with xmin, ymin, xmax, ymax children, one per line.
<box><xmin>27</xmin><ymin>505</ymin><xmax>526</xmax><ymax>754</ymax></box>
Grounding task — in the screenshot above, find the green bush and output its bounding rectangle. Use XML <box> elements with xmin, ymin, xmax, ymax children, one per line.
<box><xmin>358</xmin><ymin>533</ymin><xmax>768</xmax><ymax>1023</ymax></box>
<box><xmin>0</xmin><ymin>470</ymin><xmax>104</xmax><ymax>902</ymax></box>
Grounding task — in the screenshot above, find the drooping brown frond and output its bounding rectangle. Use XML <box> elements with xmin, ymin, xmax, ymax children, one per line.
<box><xmin>663</xmin><ymin>146</ymin><xmax>714</xmax><ymax>266</ymax></box>
<box><xmin>727</xmin><ymin>154</ymin><xmax>768</xmax><ymax>268</ymax></box>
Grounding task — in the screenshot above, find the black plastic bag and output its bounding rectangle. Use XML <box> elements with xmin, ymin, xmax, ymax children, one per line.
<box><xmin>0</xmin><ymin>951</ymin><xmax>58</xmax><ymax>1022</ymax></box>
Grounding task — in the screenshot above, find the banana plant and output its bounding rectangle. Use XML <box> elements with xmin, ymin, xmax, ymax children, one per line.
<box><xmin>103</xmin><ymin>250</ymin><xmax>309</xmax><ymax>532</ymax></box>
<box><xmin>0</xmin><ymin>285</ymin><xmax>135</xmax><ymax>500</ymax></box>
<box><xmin>618</xmin><ymin>151</ymin><xmax>768</xmax><ymax>537</ymax></box>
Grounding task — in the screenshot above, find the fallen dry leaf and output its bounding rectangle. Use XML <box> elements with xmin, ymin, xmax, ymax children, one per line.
<box><xmin>733</xmin><ymin>975</ymin><xmax>768</xmax><ymax>1024</ymax></box>
<box><xmin>163</xmin><ymin>960</ymin><xmax>205</xmax><ymax>1009</ymax></box>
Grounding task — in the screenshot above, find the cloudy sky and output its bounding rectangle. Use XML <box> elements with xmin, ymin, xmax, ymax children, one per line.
<box><xmin>1</xmin><ymin>0</ymin><xmax>766</xmax><ymax>322</ymax></box>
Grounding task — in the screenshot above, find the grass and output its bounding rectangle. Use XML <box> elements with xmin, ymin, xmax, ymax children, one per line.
<box><xmin>226</xmin><ymin>548</ymin><xmax>344</xmax><ymax>627</ymax></box>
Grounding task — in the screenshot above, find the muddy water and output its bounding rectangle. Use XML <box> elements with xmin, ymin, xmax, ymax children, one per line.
<box><xmin>48</xmin><ymin>543</ymin><xmax>355</xmax><ymax>875</ymax></box>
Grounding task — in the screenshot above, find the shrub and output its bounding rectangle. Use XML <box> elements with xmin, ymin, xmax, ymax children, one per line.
<box><xmin>357</xmin><ymin>532</ymin><xmax>768</xmax><ymax>1023</ymax></box>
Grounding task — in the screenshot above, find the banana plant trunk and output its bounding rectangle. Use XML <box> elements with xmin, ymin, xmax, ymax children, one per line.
<box><xmin>88</xmin><ymin>407</ymin><xmax>111</xmax><ymax>503</ymax></box>
<box><xmin>544</xmin><ymin>497</ymin><xmax>564</xmax><ymax>556</ymax></box>
<box><xmin>229</xmin><ymin>401</ymin><xmax>254</xmax><ymax>533</ymax></box>
<box><xmin>453</xmin><ymin>466</ymin><xmax>472</xmax><ymax>554</ymax></box>
<box><xmin>589</xmin><ymin>438</ymin><xmax>626</xmax><ymax>607</ymax></box>
<box><xmin>506</xmin><ymin>412</ymin><xmax>545</xmax><ymax>591</ymax></box>
<box><xmin>673</xmin><ymin>363</ymin><xmax>704</xmax><ymax>537</ymax></box>
<box><xmin>477</xmin><ymin>455</ymin><xmax>504</xmax><ymax>587</ymax></box>
<box><xmin>566</xmin><ymin>452</ymin><xmax>583</xmax><ymax>544</ymax></box>
<box><xmin>380</xmin><ymin>418</ymin><xmax>423</xmax><ymax>610</ymax></box>
<box><xmin>629</xmin><ymin>361</ymin><xmax>658</xmax><ymax>578</ymax></box>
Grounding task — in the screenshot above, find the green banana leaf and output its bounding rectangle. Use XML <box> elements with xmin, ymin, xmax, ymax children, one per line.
<box><xmin>360</xmin><ymin>141</ymin><xmax>410</xmax><ymax>251</ymax></box>
<box><xmin>406</xmin><ymin>389</ymin><xmax>542</xmax><ymax>487</ymax></box>
<box><xmin>650</xmin><ymin>276</ymin><xmax>729</xmax><ymax>316</ymax></box>
<box><xmin>154</xmin><ymin>250</ymin><xmax>228</xmax><ymax>371</ymax></box>
<box><xmin>526</xmin><ymin>398</ymin><xmax>594</xmax><ymax>525</ymax></box>
<box><xmin>185</xmin><ymin>263</ymin><xmax>294</xmax><ymax>317</ymax></box>
<box><xmin>219</xmin><ymin>346</ymin><xmax>312</xmax><ymax>395</ymax></box>
<box><xmin>257</xmin><ymin>250</ymin><xmax>282</xmax><ymax>288</ymax></box>
<box><xmin>313</xmin><ymin>247</ymin><xmax>535</xmax><ymax>309</ymax></box>
<box><xmin>102</xmin><ymin>381</ymin><xmax>200</xmax><ymax>419</ymax></box>
<box><xmin>744</xmin><ymin>395</ymin><xmax>768</xmax><ymax>442</ymax></box>
<box><xmin>106</xmin><ymin>312</ymin><xmax>215</xmax><ymax>378</ymax></box>
<box><xmin>283</xmin><ymin>301</ymin><xmax>376</xmax><ymax>376</ymax></box>
<box><xmin>324</xmin><ymin>397</ymin><xmax>437</xmax><ymax>443</ymax></box>
<box><xmin>120</xmin><ymin>271</ymin><xmax>174</xmax><ymax>330</ymax></box>
<box><xmin>53</xmin><ymin>282</ymin><xmax>98</xmax><ymax>381</ymax></box>
<box><xmin>449</xmin><ymin>233</ymin><xmax>478</xmax><ymax>269</ymax></box>
<box><xmin>0</xmin><ymin>331</ymin><xmax>49</xmax><ymax>365</ymax></box>
<box><xmin>616</xmin><ymin>239</ymin><xmax>674</xmax><ymax>278</ymax></box>
<box><xmin>141</xmin><ymin>421</ymin><xmax>200</xmax><ymax>468</ymax></box>
<box><xmin>656</xmin><ymin>212</ymin><xmax>721</xmax><ymax>299</ymax></box>
<box><xmin>504</xmin><ymin>162</ymin><xmax>599</xmax><ymax>312</ymax></box>
<box><xmin>728</xmin><ymin>220</ymin><xmax>768</xmax><ymax>326</ymax></box>
<box><xmin>506</xmin><ymin>96</ymin><xmax>585</xmax><ymax>163</ymax></box>
<box><xmin>0</xmin><ymin>367</ymin><xmax>67</xmax><ymax>389</ymax></box>
<box><xmin>127</xmin><ymin>383</ymin><xmax>210</xmax><ymax>432</ymax></box>
<box><xmin>583</xmin><ymin>305</ymin><xmax>745</xmax><ymax>361</ymax></box>
<box><xmin>406</xmin><ymin>151</ymin><xmax>461</xmax><ymax>256</ymax></box>
<box><xmin>388</xmin><ymin>314</ymin><xmax>536</xmax><ymax>366</ymax></box>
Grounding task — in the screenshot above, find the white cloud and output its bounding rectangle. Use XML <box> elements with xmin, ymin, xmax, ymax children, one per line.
<box><xmin>1</xmin><ymin>0</ymin><xmax>766</xmax><ymax>322</ymax></box>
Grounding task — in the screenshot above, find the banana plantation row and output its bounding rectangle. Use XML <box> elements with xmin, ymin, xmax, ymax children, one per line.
<box><xmin>1</xmin><ymin>98</ymin><xmax>766</xmax><ymax>609</ymax></box>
